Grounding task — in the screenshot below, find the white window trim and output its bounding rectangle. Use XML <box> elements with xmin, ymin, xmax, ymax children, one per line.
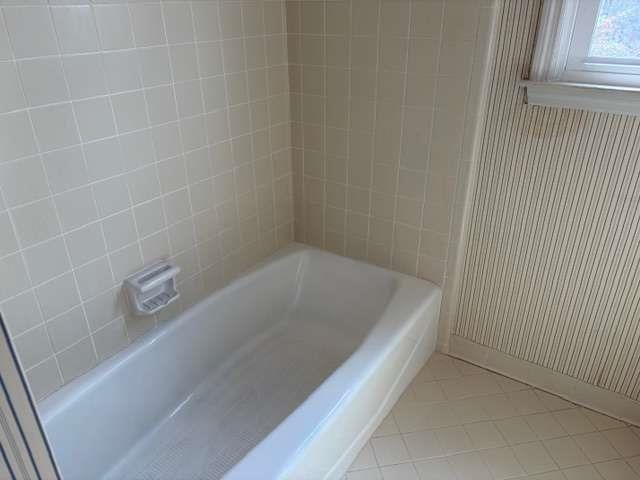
<box><xmin>521</xmin><ymin>0</ymin><xmax>640</xmax><ymax>116</ymax></box>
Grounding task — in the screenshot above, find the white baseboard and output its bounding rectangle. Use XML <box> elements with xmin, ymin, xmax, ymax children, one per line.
<box><xmin>449</xmin><ymin>335</ymin><xmax>640</xmax><ymax>427</ymax></box>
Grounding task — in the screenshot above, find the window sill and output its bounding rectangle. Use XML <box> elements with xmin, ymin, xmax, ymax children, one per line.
<box><xmin>519</xmin><ymin>80</ymin><xmax>640</xmax><ymax>116</ymax></box>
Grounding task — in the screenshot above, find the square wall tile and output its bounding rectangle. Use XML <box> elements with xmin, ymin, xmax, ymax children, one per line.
<box><xmin>54</xmin><ymin>187</ymin><xmax>97</xmax><ymax>231</ymax></box>
<box><xmin>130</xmin><ymin>4</ymin><xmax>166</xmax><ymax>47</ymax></box>
<box><xmin>74</xmin><ymin>256</ymin><xmax>113</xmax><ymax>300</ymax></box>
<box><xmin>25</xmin><ymin>357</ymin><xmax>61</xmax><ymax>401</ymax></box>
<box><xmin>65</xmin><ymin>223</ymin><xmax>106</xmax><ymax>267</ymax></box>
<box><xmin>94</xmin><ymin>5</ymin><xmax>134</xmax><ymax>51</ymax></box>
<box><xmin>3</xmin><ymin>6</ymin><xmax>58</xmax><ymax>58</ymax></box>
<box><xmin>11</xmin><ymin>198</ymin><xmax>61</xmax><ymax>247</ymax></box>
<box><xmin>30</xmin><ymin>103</ymin><xmax>80</xmax><ymax>152</ymax></box>
<box><xmin>0</xmin><ymin>62</ymin><xmax>25</xmax><ymax>113</ymax></box>
<box><xmin>46</xmin><ymin>306</ymin><xmax>88</xmax><ymax>352</ymax></box>
<box><xmin>1</xmin><ymin>290</ymin><xmax>42</xmax><ymax>336</ymax></box>
<box><xmin>63</xmin><ymin>54</ymin><xmax>108</xmax><ymax>100</ymax></box>
<box><xmin>73</xmin><ymin>97</ymin><xmax>116</xmax><ymax>142</ymax></box>
<box><xmin>19</xmin><ymin>57</ymin><xmax>69</xmax><ymax>107</ymax></box>
<box><xmin>0</xmin><ymin>156</ymin><xmax>49</xmax><ymax>207</ymax></box>
<box><xmin>0</xmin><ymin>253</ymin><xmax>30</xmax><ymax>301</ymax></box>
<box><xmin>35</xmin><ymin>272</ymin><xmax>80</xmax><ymax>320</ymax></box>
<box><xmin>56</xmin><ymin>337</ymin><xmax>95</xmax><ymax>383</ymax></box>
<box><xmin>0</xmin><ymin>111</ymin><xmax>37</xmax><ymax>162</ymax></box>
<box><xmin>23</xmin><ymin>237</ymin><xmax>70</xmax><ymax>285</ymax></box>
<box><xmin>13</xmin><ymin>325</ymin><xmax>53</xmax><ymax>370</ymax></box>
<box><xmin>0</xmin><ymin>211</ymin><xmax>18</xmax><ymax>256</ymax></box>
<box><xmin>51</xmin><ymin>6</ymin><xmax>99</xmax><ymax>54</ymax></box>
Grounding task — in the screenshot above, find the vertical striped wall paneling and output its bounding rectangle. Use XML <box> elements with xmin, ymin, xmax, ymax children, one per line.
<box><xmin>454</xmin><ymin>0</ymin><xmax>640</xmax><ymax>401</ymax></box>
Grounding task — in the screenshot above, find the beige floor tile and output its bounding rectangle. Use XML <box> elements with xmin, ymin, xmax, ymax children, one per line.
<box><xmin>525</xmin><ymin>412</ymin><xmax>568</xmax><ymax>440</ymax></box>
<box><xmin>553</xmin><ymin>409</ymin><xmax>597</xmax><ymax>435</ymax></box>
<box><xmin>493</xmin><ymin>374</ymin><xmax>529</xmax><ymax>392</ymax></box>
<box><xmin>604</xmin><ymin>428</ymin><xmax>640</xmax><ymax>458</ymax></box>
<box><xmin>595</xmin><ymin>459</ymin><xmax>640</xmax><ymax>480</ymax></box>
<box><xmin>507</xmin><ymin>389</ymin><xmax>548</xmax><ymax>416</ymax></box>
<box><xmin>535</xmin><ymin>390</ymin><xmax>575</xmax><ymax>412</ymax></box>
<box><xmin>480</xmin><ymin>446</ymin><xmax>525</xmax><ymax>479</ymax></box>
<box><xmin>479</xmin><ymin>393</ymin><xmax>521</xmax><ymax>420</ymax></box>
<box><xmin>464</xmin><ymin>421</ymin><xmax>507</xmax><ymax>450</ymax></box>
<box><xmin>403</xmin><ymin>429</ymin><xmax>444</xmax><ymax>461</ymax></box>
<box><xmin>371</xmin><ymin>435</ymin><xmax>411</xmax><ymax>466</ymax></box>
<box><xmin>396</xmin><ymin>388</ymin><xmax>417</xmax><ymax>406</ymax></box>
<box><xmin>350</xmin><ymin>442</ymin><xmax>378</xmax><ymax>471</ymax></box>
<box><xmin>423</xmin><ymin>402</ymin><xmax>459</xmax><ymax>429</ymax></box>
<box><xmin>450</xmin><ymin>398</ymin><xmax>491</xmax><ymax>424</ymax></box>
<box><xmin>544</xmin><ymin>436</ymin><xmax>590</xmax><ymax>469</ymax></box>
<box><xmin>413</xmin><ymin>364</ymin><xmax>435</xmax><ymax>384</ymax></box>
<box><xmin>464</xmin><ymin>374</ymin><xmax>503</xmax><ymax>397</ymax></box>
<box><xmin>527</xmin><ymin>472</ymin><xmax>567</xmax><ymax>480</ymax></box>
<box><xmin>435</xmin><ymin>426</ymin><xmax>473</xmax><ymax>456</ymax></box>
<box><xmin>373</xmin><ymin>414</ymin><xmax>400</xmax><ymax>437</ymax></box>
<box><xmin>393</xmin><ymin>403</ymin><xmax>431</xmax><ymax>433</ymax></box>
<box><xmin>413</xmin><ymin>381</ymin><xmax>446</xmax><ymax>402</ymax></box>
<box><xmin>453</xmin><ymin>358</ymin><xmax>485</xmax><ymax>376</ymax></box>
<box><xmin>413</xmin><ymin>458</ymin><xmax>457</xmax><ymax>480</ymax></box>
<box><xmin>512</xmin><ymin>441</ymin><xmax>557</xmax><ymax>475</ymax></box>
<box><xmin>573</xmin><ymin>432</ymin><xmax>621</xmax><ymax>463</ymax></box>
<box><xmin>583</xmin><ymin>409</ymin><xmax>626</xmax><ymax>431</ymax></box>
<box><xmin>448</xmin><ymin>452</ymin><xmax>492</xmax><ymax>480</ymax></box>
<box><xmin>439</xmin><ymin>377</ymin><xmax>472</xmax><ymax>400</ymax></box>
<box><xmin>380</xmin><ymin>463</ymin><xmax>419</xmax><ymax>480</ymax></box>
<box><xmin>424</xmin><ymin>354</ymin><xmax>462</xmax><ymax>380</ymax></box>
<box><xmin>562</xmin><ymin>464</ymin><xmax>605</xmax><ymax>480</ymax></box>
<box><xmin>496</xmin><ymin>416</ymin><xmax>538</xmax><ymax>445</ymax></box>
<box><xmin>347</xmin><ymin>467</ymin><xmax>383</xmax><ymax>480</ymax></box>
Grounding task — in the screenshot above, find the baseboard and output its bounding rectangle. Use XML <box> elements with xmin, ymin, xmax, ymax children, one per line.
<box><xmin>449</xmin><ymin>335</ymin><xmax>640</xmax><ymax>427</ymax></box>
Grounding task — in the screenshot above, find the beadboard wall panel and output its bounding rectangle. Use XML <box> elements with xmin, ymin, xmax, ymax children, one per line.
<box><xmin>454</xmin><ymin>0</ymin><xmax>640</xmax><ymax>401</ymax></box>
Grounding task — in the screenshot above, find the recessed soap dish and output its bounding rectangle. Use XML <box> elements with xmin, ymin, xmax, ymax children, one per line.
<box><xmin>124</xmin><ymin>261</ymin><xmax>180</xmax><ymax>316</ymax></box>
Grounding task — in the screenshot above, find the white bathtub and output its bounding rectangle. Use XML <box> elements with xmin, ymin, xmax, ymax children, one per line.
<box><xmin>39</xmin><ymin>244</ymin><xmax>441</xmax><ymax>480</ymax></box>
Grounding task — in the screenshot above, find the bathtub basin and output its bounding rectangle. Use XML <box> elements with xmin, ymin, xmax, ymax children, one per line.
<box><xmin>39</xmin><ymin>244</ymin><xmax>441</xmax><ymax>480</ymax></box>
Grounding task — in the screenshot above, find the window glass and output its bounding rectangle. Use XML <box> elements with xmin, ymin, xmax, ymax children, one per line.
<box><xmin>589</xmin><ymin>0</ymin><xmax>640</xmax><ymax>59</ymax></box>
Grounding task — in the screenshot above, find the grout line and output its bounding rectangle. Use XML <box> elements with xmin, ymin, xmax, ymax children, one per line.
<box><xmin>361</xmin><ymin>0</ymin><xmax>383</xmax><ymax>263</ymax></box>
<box><xmin>411</xmin><ymin>0</ymin><xmax>444</xmax><ymax>279</ymax></box>
<box><xmin>238</xmin><ymin>1</ymin><xmax>263</xmax><ymax>255</ymax></box>
<box><xmin>158</xmin><ymin>0</ymin><xmax>200</xmax><ymax>297</ymax></box>
<box><xmin>261</xmin><ymin>0</ymin><xmax>281</xmax><ymax>251</ymax></box>
<box><xmin>215</xmin><ymin>0</ymin><xmax>245</xmax><ymax>283</ymax></box>
<box><xmin>387</xmin><ymin>0</ymin><xmax>415</xmax><ymax>273</ymax></box>
<box><xmin>341</xmin><ymin>0</ymin><xmax>353</xmax><ymax>256</ymax></box>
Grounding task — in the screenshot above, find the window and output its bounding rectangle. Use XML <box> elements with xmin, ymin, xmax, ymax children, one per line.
<box><xmin>523</xmin><ymin>0</ymin><xmax>640</xmax><ymax>115</ymax></box>
<box><xmin>564</xmin><ymin>0</ymin><xmax>640</xmax><ymax>86</ymax></box>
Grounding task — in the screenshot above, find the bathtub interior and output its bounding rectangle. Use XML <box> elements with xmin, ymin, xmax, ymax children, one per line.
<box><xmin>41</xmin><ymin>247</ymin><xmax>398</xmax><ymax>480</ymax></box>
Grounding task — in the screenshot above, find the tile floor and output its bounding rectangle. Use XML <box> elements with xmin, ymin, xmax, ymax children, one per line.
<box><xmin>346</xmin><ymin>354</ymin><xmax>640</xmax><ymax>480</ymax></box>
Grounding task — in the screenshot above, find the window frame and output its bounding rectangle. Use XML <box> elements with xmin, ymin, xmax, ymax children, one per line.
<box><xmin>522</xmin><ymin>0</ymin><xmax>640</xmax><ymax>116</ymax></box>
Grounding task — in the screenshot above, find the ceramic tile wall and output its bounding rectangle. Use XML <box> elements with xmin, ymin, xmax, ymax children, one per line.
<box><xmin>288</xmin><ymin>0</ymin><xmax>495</xmax><ymax>303</ymax></box>
<box><xmin>0</xmin><ymin>0</ymin><xmax>293</xmax><ymax>400</ymax></box>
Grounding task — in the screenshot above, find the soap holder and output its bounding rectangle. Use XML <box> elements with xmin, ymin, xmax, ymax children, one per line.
<box><xmin>124</xmin><ymin>261</ymin><xmax>180</xmax><ymax>316</ymax></box>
